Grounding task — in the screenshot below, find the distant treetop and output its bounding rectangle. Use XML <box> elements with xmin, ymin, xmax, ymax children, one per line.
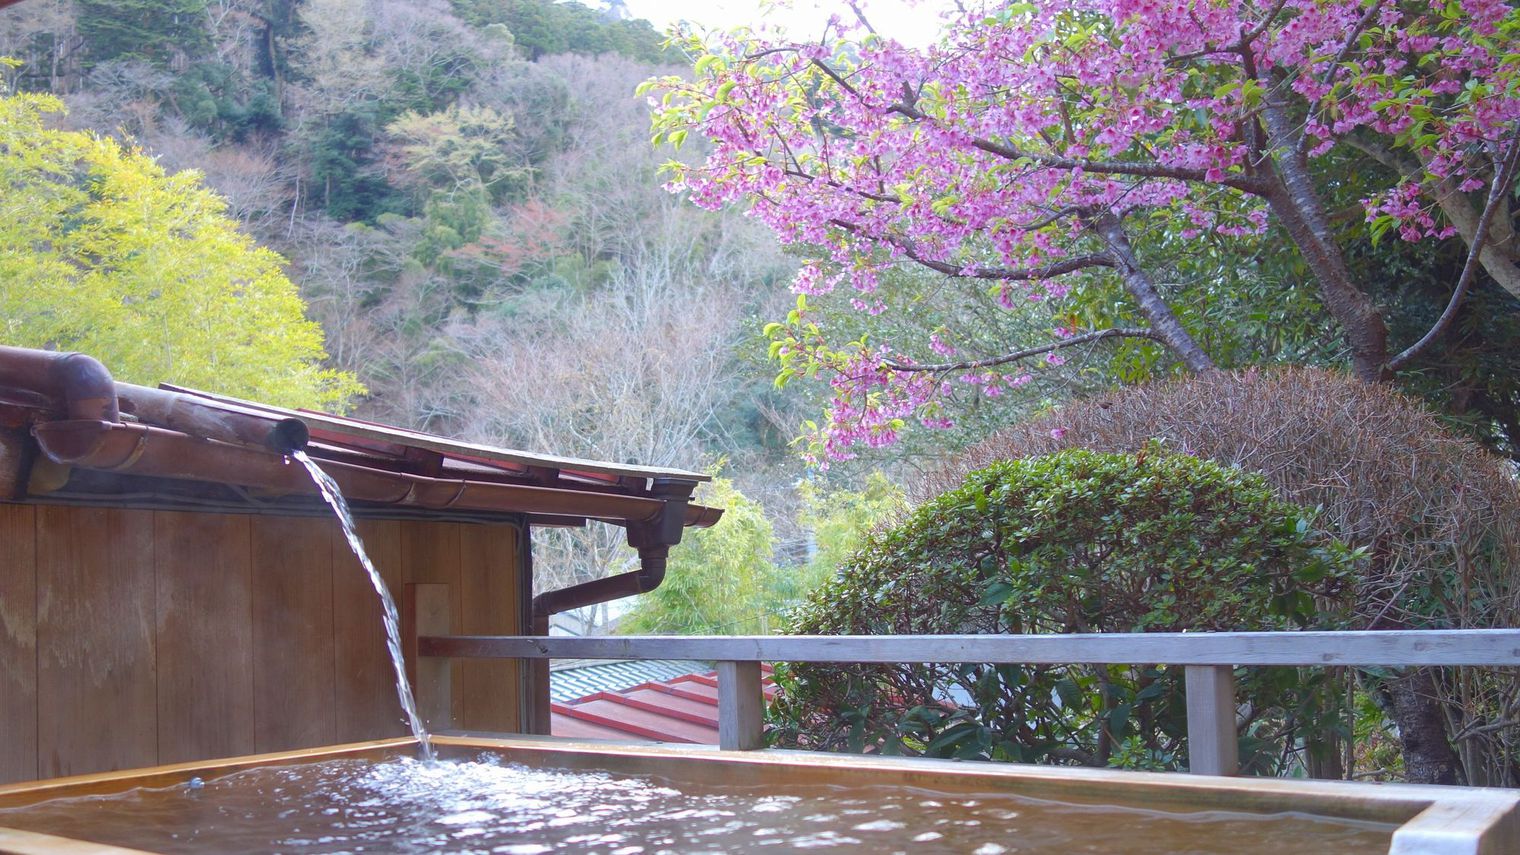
<box><xmin>450</xmin><ymin>0</ymin><xmax>674</xmax><ymax>63</ymax></box>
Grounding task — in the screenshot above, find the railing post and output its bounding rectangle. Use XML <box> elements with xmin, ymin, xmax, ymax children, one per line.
<box><xmin>526</xmin><ymin>614</ymin><xmax>552</xmax><ymax>736</ymax></box>
<box><xmin>1185</xmin><ymin>664</ymin><xmax>1238</xmax><ymax>776</ymax></box>
<box><xmin>716</xmin><ymin>660</ymin><xmax>764</xmax><ymax>750</ymax></box>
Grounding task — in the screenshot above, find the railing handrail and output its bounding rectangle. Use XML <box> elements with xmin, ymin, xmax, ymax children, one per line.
<box><xmin>418</xmin><ymin>628</ymin><xmax>1520</xmax><ymax>667</ymax></box>
<box><xmin>409</xmin><ymin>620</ymin><xmax>1520</xmax><ymax>775</ymax></box>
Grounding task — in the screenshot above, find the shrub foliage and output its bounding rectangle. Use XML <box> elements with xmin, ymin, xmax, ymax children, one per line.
<box><xmin>774</xmin><ymin>449</ymin><xmax>1358</xmax><ymax>773</ymax></box>
<box><xmin>934</xmin><ymin>367</ymin><xmax>1520</xmax><ymax>785</ymax></box>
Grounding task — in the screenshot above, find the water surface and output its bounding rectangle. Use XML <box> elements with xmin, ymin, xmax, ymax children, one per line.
<box><xmin>0</xmin><ymin>755</ymin><xmax>1396</xmax><ymax>854</ymax></box>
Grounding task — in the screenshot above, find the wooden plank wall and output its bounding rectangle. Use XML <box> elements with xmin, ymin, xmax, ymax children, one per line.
<box><xmin>0</xmin><ymin>505</ymin><xmax>521</xmax><ymax>785</ymax></box>
<box><xmin>0</xmin><ymin>505</ymin><xmax>37</xmax><ymax>785</ymax></box>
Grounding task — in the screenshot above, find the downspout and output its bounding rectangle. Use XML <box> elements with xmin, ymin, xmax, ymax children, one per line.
<box><xmin>526</xmin><ymin>477</ymin><xmax>699</xmax><ymax>733</ymax></box>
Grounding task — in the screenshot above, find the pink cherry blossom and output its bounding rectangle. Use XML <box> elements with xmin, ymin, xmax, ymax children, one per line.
<box><xmin>652</xmin><ymin>0</ymin><xmax>1519</xmax><ymax>460</ymax></box>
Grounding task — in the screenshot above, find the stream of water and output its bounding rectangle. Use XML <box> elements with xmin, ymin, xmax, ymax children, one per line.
<box><xmin>292</xmin><ymin>450</ymin><xmax>435</xmax><ymax>763</ymax></box>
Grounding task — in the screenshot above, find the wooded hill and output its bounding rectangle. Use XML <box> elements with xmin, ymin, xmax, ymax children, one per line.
<box><xmin>0</xmin><ymin>0</ymin><xmax>824</xmax><ymax>630</ymax></box>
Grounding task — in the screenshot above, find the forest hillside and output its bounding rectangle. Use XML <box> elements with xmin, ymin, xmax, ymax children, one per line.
<box><xmin>0</xmin><ymin>0</ymin><xmax>853</xmax><ymax>632</ymax></box>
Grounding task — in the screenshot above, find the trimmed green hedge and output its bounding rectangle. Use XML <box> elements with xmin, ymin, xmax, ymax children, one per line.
<box><xmin>772</xmin><ymin>448</ymin><xmax>1361</xmax><ymax>772</ymax></box>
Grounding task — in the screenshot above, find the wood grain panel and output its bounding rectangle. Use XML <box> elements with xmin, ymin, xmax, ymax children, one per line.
<box><xmin>404</xmin><ymin>582</ymin><xmax>453</xmax><ymax>731</ymax></box>
<box><xmin>154</xmin><ymin>511</ymin><xmax>254</xmax><ymax>764</ymax></box>
<box><xmin>36</xmin><ymin>507</ymin><xmax>156</xmax><ymax>778</ymax></box>
<box><xmin>251</xmin><ymin>516</ymin><xmax>335</xmax><ymax>753</ymax></box>
<box><xmin>401</xmin><ymin>521</ymin><xmax>463</xmax><ymax>716</ymax></box>
<box><xmin>332</xmin><ymin>519</ymin><xmax>408</xmax><ymax>741</ymax></box>
<box><xmin>457</xmin><ymin>524</ymin><xmax>520</xmax><ymax>732</ymax></box>
<box><xmin>0</xmin><ymin>504</ymin><xmax>37</xmax><ymax>783</ymax></box>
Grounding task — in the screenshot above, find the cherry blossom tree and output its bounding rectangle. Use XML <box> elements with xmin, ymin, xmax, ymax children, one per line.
<box><xmin>649</xmin><ymin>0</ymin><xmax>1520</xmax><ymax>461</ymax></box>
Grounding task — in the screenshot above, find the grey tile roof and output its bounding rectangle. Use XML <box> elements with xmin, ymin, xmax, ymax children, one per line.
<box><xmin>548</xmin><ymin>659</ymin><xmax>709</xmax><ymax>703</ymax></box>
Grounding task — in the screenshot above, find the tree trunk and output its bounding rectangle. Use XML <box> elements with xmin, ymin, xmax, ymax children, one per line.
<box><xmin>1257</xmin><ymin>125</ymin><xmax>1463</xmax><ymax>780</ymax></box>
<box><xmin>1388</xmin><ymin>667</ymin><xmax>1463</xmax><ymax>785</ymax></box>
<box><xmin>1259</xmin><ymin>96</ymin><xmax>1389</xmax><ymax>380</ymax></box>
<box><xmin>1246</xmin><ymin>79</ymin><xmax>1469</xmax><ymax>788</ymax></box>
<box><xmin>1306</xmin><ymin>739</ymin><xmax>1345</xmax><ymax>779</ymax></box>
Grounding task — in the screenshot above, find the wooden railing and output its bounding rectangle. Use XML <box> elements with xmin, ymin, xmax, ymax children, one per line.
<box><xmin>416</xmin><ymin>629</ymin><xmax>1520</xmax><ymax>776</ymax></box>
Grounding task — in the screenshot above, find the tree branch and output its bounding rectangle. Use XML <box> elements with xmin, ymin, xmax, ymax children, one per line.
<box><xmin>787</xmin><ymin>167</ymin><xmax>899</xmax><ymax>203</ymax></box>
<box><xmin>1088</xmin><ymin>210</ymin><xmax>1217</xmax><ymax>372</ymax></box>
<box><xmin>805</xmin><ymin>57</ymin><xmax>1267</xmax><ymax>193</ymax></box>
<box><xmin>826</xmin><ymin>218</ymin><xmax>1116</xmax><ymax>281</ymax></box>
<box><xmin>1346</xmin><ymin>134</ymin><xmax>1520</xmax><ymax>300</ymax></box>
<box><xmin>899</xmin><ymin>97</ymin><xmax>1269</xmax><ymax>193</ymax></box>
<box><xmin>809</xmin><ymin>57</ymin><xmax>863</xmax><ymax>100</ymax></box>
<box><xmin>1165</xmin><ymin>0</ymin><xmax>1290</xmax><ymax>62</ymax></box>
<box><xmin>1389</xmin><ymin>123</ymin><xmax>1520</xmax><ymax>371</ymax></box>
<box><xmin>883</xmin><ymin>327</ymin><xmax>1165</xmax><ymax>373</ymax></box>
<box><xmin>789</xmin><ymin>155</ymin><xmax>1086</xmax><ymax>232</ymax></box>
<box><xmin>845</xmin><ymin>0</ymin><xmax>878</xmax><ymax>36</ymax></box>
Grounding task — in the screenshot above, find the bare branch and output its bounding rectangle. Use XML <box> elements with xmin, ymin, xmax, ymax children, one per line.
<box><xmin>883</xmin><ymin>327</ymin><xmax>1165</xmax><ymax>372</ymax></box>
<box><xmin>1088</xmin><ymin>210</ymin><xmax>1217</xmax><ymax>372</ymax></box>
<box><xmin>845</xmin><ymin>0</ymin><xmax>877</xmax><ymax>36</ymax></box>
<box><xmin>906</xmin><ymin>248</ymin><xmax>1115</xmax><ymax>282</ymax></box>
<box><xmin>809</xmin><ymin>57</ymin><xmax>862</xmax><ymax>100</ymax></box>
<box><xmin>1389</xmin><ymin>123</ymin><xmax>1520</xmax><ymax>371</ymax></box>
<box><xmin>1240</xmin><ymin>0</ymin><xmax>1293</xmax><ymax>45</ymax></box>
<box><xmin>786</xmin><ymin>167</ymin><xmax>899</xmax><ymax>203</ymax></box>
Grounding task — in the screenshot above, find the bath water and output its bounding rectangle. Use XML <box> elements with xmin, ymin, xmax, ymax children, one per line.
<box><xmin>0</xmin><ymin>755</ymin><xmax>1396</xmax><ymax>854</ymax></box>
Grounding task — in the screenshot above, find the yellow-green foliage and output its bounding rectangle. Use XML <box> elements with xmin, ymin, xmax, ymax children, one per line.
<box><xmin>620</xmin><ymin>478</ymin><xmax>780</xmax><ymax>635</ymax></box>
<box><xmin>386</xmin><ymin>104</ymin><xmax>525</xmax><ymax>201</ymax></box>
<box><xmin>797</xmin><ymin>471</ymin><xmax>908</xmax><ymax>589</ymax></box>
<box><xmin>0</xmin><ymin>79</ymin><xmax>361</xmax><ymax>410</ymax></box>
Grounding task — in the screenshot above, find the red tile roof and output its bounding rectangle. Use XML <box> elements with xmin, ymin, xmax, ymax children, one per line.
<box><xmin>550</xmin><ymin>666</ymin><xmax>778</xmax><ymax>743</ymax></box>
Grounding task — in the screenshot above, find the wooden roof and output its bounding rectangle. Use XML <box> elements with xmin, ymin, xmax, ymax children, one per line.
<box><xmin>161</xmin><ymin>384</ymin><xmax>711</xmax><ymax>487</ymax></box>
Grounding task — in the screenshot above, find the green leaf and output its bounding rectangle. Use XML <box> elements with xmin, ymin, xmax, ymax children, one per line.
<box><xmin>979</xmin><ymin>580</ymin><xmax>1014</xmax><ymax>606</ymax></box>
<box><xmin>1108</xmin><ymin>701</ymin><xmax>1133</xmax><ymax>740</ymax></box>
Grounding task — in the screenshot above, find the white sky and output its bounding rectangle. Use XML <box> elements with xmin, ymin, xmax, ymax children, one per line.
<box><xmin>621</xmin><ymin>0</ymin><xmax>953</xmax><ymax>48</ymax></box>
